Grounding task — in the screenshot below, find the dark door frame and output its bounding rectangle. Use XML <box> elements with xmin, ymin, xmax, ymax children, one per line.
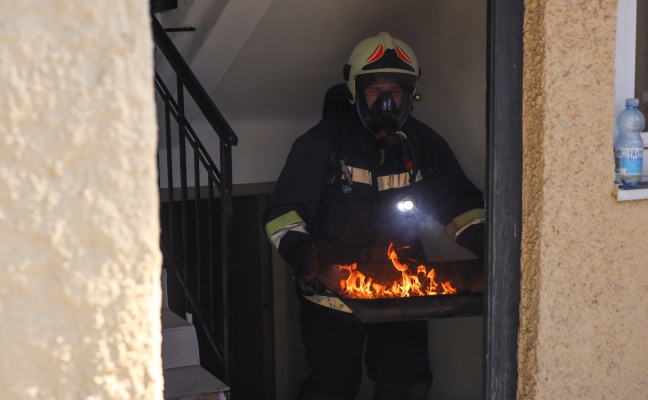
<box><xmin>484</xmin><ymin>0</ymin><xmax>523</xmax><ymax>399</ymax></box>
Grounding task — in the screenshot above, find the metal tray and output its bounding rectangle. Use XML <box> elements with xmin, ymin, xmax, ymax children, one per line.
<box><xmin>315</xmin><ymin>259</ymin><xmax>484</xmax><ymax>323</ymax></box>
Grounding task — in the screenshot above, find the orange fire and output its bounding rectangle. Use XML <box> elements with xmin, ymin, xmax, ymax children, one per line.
<box><xmin>338</xmin><ymin>243</ymin><xmax>457</xmax><ymax>299</ymax></box>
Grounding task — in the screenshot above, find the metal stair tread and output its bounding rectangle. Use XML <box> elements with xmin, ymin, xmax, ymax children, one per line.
<box><xmin>163</xmin><ymin>364</ymin><xmax>229</xmax><ymax>399</ymax></box>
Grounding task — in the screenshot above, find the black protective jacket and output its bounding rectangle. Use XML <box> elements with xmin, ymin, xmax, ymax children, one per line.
<box><xmin>263</xmin><ymin>110</ymin><xmax>484</xmax><ymax>264</ymax></box>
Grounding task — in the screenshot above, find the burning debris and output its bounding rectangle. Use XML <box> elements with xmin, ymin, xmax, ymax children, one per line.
<box><xmin>338</xmin><ymin>243</ymin><xmax>457</xmax><ymax>299</ymax></box>
<box><xmin>312</xmin><ymin>245</ymin><xmax>484</xmax><ymax>322</ymax></box>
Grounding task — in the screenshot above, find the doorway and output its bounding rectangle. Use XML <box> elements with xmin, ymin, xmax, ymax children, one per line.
<box><xmin>484</xmin><ymin>0</ymin><xmax>523</xmax><ymax>398</ymax></box>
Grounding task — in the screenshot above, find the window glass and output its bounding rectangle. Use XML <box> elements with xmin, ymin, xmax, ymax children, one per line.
<box><xmin>636</xmin><ymin>0</ymin><xmax>648</xmax><ymax>116</ymax></box>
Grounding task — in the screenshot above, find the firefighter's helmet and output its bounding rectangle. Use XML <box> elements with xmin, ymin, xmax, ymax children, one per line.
<box><xmin>343</xmin><ymin>32</ymin><xmax>421</xmax><ymax>133</ymax></box>
<box><xmin>343</xmin><ymin>32</ymin><xmax>420</xmax><ymax>104</ymax></box>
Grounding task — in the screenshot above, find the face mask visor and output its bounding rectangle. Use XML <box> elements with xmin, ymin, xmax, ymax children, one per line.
<box><xmin>357</xmin><ymin>84</ymin><xmax>413</xmax><ymax>135</ymax></box>
<box><xmin>372</xmin><ymin>91</ymin><xmax>402</xmax><ymax>131</ymax></box>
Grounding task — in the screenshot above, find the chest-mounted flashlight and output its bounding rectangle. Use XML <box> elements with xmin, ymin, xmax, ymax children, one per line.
<box><xmin>396</xmin><ymin>195</ymin><xmax>416</xmax><ymax>213</ymax></box>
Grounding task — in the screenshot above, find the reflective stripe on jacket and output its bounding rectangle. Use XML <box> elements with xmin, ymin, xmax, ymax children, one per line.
<box><xmin>263</xmin><ymin>111</ymin><xmax>485</xmax><ymax>256</ymax></box>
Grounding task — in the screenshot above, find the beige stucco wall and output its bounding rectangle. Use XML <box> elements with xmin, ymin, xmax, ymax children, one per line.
<box><xmin>0</xmin><ymin>1</ymin><xmax>161</xmax><ymax>399</ymax></box>
<box><xmin>520</xmin><ymin>0</ymin><xmax>648</xmax><ymax>398</ymax></box>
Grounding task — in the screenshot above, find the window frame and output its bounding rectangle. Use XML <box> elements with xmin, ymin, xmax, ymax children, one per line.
<box><xmin>615</xmin><ymin>0</ymin><xmax>638</xmax><ymax>116</ymax></box>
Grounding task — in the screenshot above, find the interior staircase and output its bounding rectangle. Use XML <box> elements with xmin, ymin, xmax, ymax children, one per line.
<box><xmin>161</xmin><ymin>269</ymin><xmax>230</xmax><ymax>399</ymax></box>
<box><xmin>153</xmin><ymin>2</ymin><xmax>238</xmax><ymax>396</ymax></box>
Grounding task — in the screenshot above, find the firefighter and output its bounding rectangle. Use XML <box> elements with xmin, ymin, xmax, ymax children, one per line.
<box><xmin>263</xmin><ymin>32</ymin><xmax>485</xmax><ymax>400</ymax></box>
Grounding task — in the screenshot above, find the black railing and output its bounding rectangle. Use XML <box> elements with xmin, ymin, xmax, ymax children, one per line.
<box><xmin>152</xmin><ymin>15</ymin><xmax>237</xmax><ymax>384</ymax></box>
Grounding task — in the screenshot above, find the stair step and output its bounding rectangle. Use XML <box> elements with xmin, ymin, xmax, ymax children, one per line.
<box><xmin>163</xmin><ymin>364</ymin><xmax>229</xmax><ymax>399</ymax></box>
<box><xmin>162</xmin><ymin>308</ymin><xmax>200</xmax><ymax>369</ymax></box>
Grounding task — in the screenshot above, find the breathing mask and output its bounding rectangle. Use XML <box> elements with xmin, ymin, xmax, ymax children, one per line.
<box><xmin>356</xmin><ymin>82</ymin><xmax>414</xmax><ymax>147</ymax></box>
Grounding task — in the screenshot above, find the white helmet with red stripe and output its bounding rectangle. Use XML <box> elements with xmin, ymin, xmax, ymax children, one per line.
<box><xmin>343</xmin><ymin>32</ymin><xmax>421</xmax><ymax>104</ymax></box>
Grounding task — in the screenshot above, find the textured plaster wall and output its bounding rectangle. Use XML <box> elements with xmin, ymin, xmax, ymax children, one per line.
<box><xmin>0</xmin><ymin>1</ymin><xmax>162</xmax><ymax>399</ymax></box>
<box><xmin>520</xmin><ymin>0</ymin><xmax>648</xmax><ymax>398</ymax></box>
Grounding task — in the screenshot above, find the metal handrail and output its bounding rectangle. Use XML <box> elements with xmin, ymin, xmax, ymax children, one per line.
<box><xmin>154</xmin><ymin>73</ymin><xmax>223</xmax><ymax>184</ymax></box>
<box><xmin>152</xmin><ymin>13</ymin><xmax>236</xmax><ymax>385</ymax></box>
<box><xmin>152</xmin><ymin>16</ymin><xmax>238</xmax><ymax>146</ymax></box>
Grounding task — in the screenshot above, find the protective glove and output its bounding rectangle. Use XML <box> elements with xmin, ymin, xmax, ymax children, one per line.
<box><xmin>278</xmin><ymin>231</ymin><xmax>321</xmax><ymax>296</ymax></box>
<box><xmin>455</xmin><ymin>223</ymin><xmax>485</xmax><ymax>261</ymax></box>
<box><xmin>294</xmin><ymin>276</ymin><xmax>330</xmax><ymax>297</ymax></box>
<box><xmin>278</xmin><ymin>230</ymin><xmax>319</xmax><ymax>279</ymax></box>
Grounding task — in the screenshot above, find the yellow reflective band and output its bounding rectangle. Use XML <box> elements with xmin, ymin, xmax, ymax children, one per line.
<box><xmin>264</xmin><ymin>211</ymin><xmax>304</xmax><ymax>238</ymax></box>
<box><xmin>344</xmin><ymin>166</ymin><xmax>372</xmax><ymax>185</ymax></box>
<box><xmin>445</xmin><ymin>208</ymin><xmax>486</xmax><ymax>240</ymax></box>
<box><xmin>376</xmin><ymin>171</ymin><xmax>423</xmax><ymax>191</ymax></box>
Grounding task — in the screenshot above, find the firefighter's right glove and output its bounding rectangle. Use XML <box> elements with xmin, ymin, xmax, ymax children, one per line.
<box><xmin>278</xmin><ymin>231</ymin><xmax>320</xmax><ymax>287</ymax></box>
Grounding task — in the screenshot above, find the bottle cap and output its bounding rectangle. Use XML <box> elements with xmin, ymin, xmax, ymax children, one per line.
<box><xmin>625</xmin><ymin>98</ymin><xmax>639</xmax><ymax>107</ymax></box>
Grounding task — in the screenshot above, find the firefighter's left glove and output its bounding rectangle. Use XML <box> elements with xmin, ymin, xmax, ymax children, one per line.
<box><xmin>278</xmin><ymin>231</ymin><xmax>321</xmax><ymax>282</ymax></box>
<box><xmin>456</xmin><ymin>223</ymin><xmax>485</xmax><ymax>261</ymax></box>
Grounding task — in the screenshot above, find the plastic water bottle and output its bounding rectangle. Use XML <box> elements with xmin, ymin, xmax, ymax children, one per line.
<box><xmin>614</xmin><ymin>98</ymin><xmax>645</xmax><ymax>188</ymax></box>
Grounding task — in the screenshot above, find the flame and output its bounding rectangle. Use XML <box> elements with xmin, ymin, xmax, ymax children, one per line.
<box><xmin>338</xmin><ymin>243</ymin><xmax>458</xmax><ymax>298</ymax></box>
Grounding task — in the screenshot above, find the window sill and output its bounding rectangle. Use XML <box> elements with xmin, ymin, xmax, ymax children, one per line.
<box><xmin>613</xmin><ymin>181</ymin><xmax>648</xmax><ymax>201</ymax></box>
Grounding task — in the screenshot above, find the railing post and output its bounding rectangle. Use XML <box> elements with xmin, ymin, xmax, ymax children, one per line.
<box><xmin>153</xmin><ymin>13</ymin><xmax>239</xmax><ymax>385</ymax></box>
<box><xmin>177</xmin><ymin>77</ymin><xmax>189</xmax><ymax>313</ymax></box>
<box><xmin>164</xmin><ymin>102</ymin><xmax>175</xmax><ymax>251</ymax></box>
<box><xmin>220</xmin><ymin>142</ymin><xmax>234</xmax><ymax>384</ymax></box>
